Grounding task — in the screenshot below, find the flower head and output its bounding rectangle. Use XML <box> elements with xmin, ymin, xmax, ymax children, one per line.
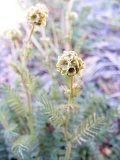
<box><xmin>56</xmin><ymin>51</ymin><xmax>84</xmax><ymax>76</ymax></box>
<box><xmin>68</xmin><ymin>12</ymin><xmax>78</xmax><ymax>21</ymax></box>
<box><xmin>27</xmin><ymin>3</ymin><xmax>48</xmax><ymax>26</ymax></box>
<box><xmin>7</xmin><ymin>29</ymin><xmax>22</xmax><ymax>41</ymax></box>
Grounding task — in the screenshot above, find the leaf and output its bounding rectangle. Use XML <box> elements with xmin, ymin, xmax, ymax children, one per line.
<box><xmin>13</xmin><ymin>134</ymin><xmax>38</xmax><ymax>160</ymax></box>
<box><xmin>1</xmin><ymin>84</ymin><xmax>26</xmax><ymax>117</ymax></box>
<box><xmin>0</xmin><ymin>130</ymin><xmax>9</xmax><ymax>160</ymax></box>
<box><xmin>72</xmin><ymin>113</ymin><xmax>105</xmax><ymax>145</ymax></box>
<box><xmin>37</xmin><ymin>96</ymin><xmax>65</xmax><ymax>127</ymax></box>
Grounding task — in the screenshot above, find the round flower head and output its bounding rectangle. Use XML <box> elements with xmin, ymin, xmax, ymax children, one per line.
<box><xmin>56</xmin><ymin>51</ymin><xmax>84</xmax><ymax>76</ymax></box>
<box><xmin>68</xmin><ymin>12</ymin><xmax>78</xmax><ymax>21</ymax></box>
<box><xmin>7</xmin><ymin>29</ymin><xmax>22</xmax><ymax>41</ymax></box>
<box><xmin>27</xmin><ymin>3</ymin><xmax>48</xmax><ymax>26</ymax></box>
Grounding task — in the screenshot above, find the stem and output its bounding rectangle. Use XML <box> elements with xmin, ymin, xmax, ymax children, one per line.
<box><xmin>63</xmin><ymin>107</ymin><xmax>70</xmax><ymax>141</ymax></box>
<box><xmin>27</xmin><ymin>24</ymin><xmax>35</xmax><ymax>43</ymax></box>
<box><xmin>68</xmin><ymin>76</ymin><xmax>74</xmax><ymax>104</ymax></box>
<box><xmin>63</xmin><ymin>124</ymin><xmax>68</xmax><ymax>141</ymax></box>
<box><xmin>63</xmin><ymin>76</ymin><xmax>74</xmax><ymax>160</ymax></box>
<box><xmin>65</xmin><ymin>142</ymin><xmax>72</xmax><ymax>160</ymax></box>
<box><xmin>15</xmin><ymin>24</ymin><xmax>35</xmax><ymax>134</ymax></box>
<box><xmin>20</xmin><ymin>74</ymin><xmax>33</xmax><ymax>134</ymax></box>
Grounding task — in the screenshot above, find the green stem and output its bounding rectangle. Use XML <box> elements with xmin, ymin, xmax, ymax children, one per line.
<box><xmin>21</xmin><ymin>73</ymin><xmax>33</xmax><ymax>134</ymax></box>
<box><xmin>63</xmin><ymin>124</ymin><xmax>68</xmax><ymax>141</ymax></box>
<box><xmin>13</xmin><ymin>24</ymin><xmax>34</xmax><ymax>134</ymax></box>
<box><xmin>65</xmin><ymin>142</ymin><xmax>72</xmax><ymax>160</ymax></box>
<box><xmin>27</xmin><ymin>24</ymin><xmax>35</xmax><ymax>43</ymax></box>
<box><xmin>63</xmin><ymin>107</ymin><xmax>70</xmax><ymax>141</ymax></box>
<box><xmin>68</xmin><ymin>76</ymin><xmax>74</xmax><ymax>104</ymax></box>
<box><xmin>64</xmin><ymin>76</ymin><xmax>74</xmax><ymax>160</ymax></box>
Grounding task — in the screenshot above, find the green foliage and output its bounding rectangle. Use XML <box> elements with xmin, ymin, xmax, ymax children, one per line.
<box><xmin>0</xmin><ymin>81</ymin><xmax>115</xmax><ymax>160</ymax></box>
<box><xmin>37</xmin><ymin>96</ymin><xmax>65</xmax><ymax>127</ymax></box>
<box><xmin>72</xmin><ymin>113</ymin><xmax>105</xmax><ymax>145</ymax></box>
<box><xmin>1</xmin><ymin>84</ymin><xmax>26</xmax><ymax>117</ymax></box>
<box><xmin>0</xmin><ymin>0</ymin><xmax>118</xmax><ymax>159</ymax></box>
<box><xmin>0</xmin><ymin>129</ymin><xmax>9</xmax><ymax>160</ymax></box>
<box><xmin>12</xmin><ymin>134</ymin><xmax>39</xmax><ymax>160</ymax></box>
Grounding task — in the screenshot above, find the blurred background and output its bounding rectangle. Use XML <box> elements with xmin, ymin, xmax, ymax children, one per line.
<box><xmin>0</xmin><ymin>0</ymin><xmax>120</xmax><ymax>159</ymax></box>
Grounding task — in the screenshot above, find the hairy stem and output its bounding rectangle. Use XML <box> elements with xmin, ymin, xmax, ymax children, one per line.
<box><xmin>65</xmin><ymin>142</ymin><xmax>72</xmax><ymax>160</ymax></box>
<box><xmin>68</xmin><ymin>76</ymin><xmax>74</xmax><ymax>104</ymax></box>
<box><xmin>63</xmin><ymin>124</ymin><xmax>68</xmax><ymax>141</ymax></box>
<box><xmin>64</xmin><ymin>76</ymin><xmax>74</xmax><ymax>159</ymax></box>
<box><xmin>19</xmin><ymin>24</ymin><xmax>35</xmax><ymax>133</ymax></box>
<box><xmin>28</xmin><ymin>24</ymin><xmax>35</xmax><ymax>42</ymax></box>
<box><xmin>20</xmin><ymin>73</ymin><xmax>33</xmax><ymax>134</ymax></box>
<box><xmin>63</xmin><ymin>107</ymin><xmax>70</xmax><ymax>141</ymax></box>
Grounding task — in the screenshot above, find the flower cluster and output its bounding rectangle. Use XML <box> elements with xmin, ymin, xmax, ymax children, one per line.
<box><xmin>27</xmin><ymin>3</ymin><xmax>48</xmax><ymax>26</ymax></box>
<box><xmin>56</xmin><ymin>51</ymin><xmax>84</xmax><ymax>76</ymax></box>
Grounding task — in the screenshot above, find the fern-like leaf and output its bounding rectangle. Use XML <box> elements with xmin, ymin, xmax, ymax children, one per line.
<box><xmin>37</xmin><ymin>97</ymin><xmax>65</xmax><ymax>127</ymax></box>
<box><xmin>1</xmin><ymin>84</ymin><xmax>26</xmax><ymax>117</ymax></box>
<box><xmin>13</xmin><ymin>134</ymin><xmax>39</xmax><ymax>160</ymax></box>
<box><xmin>0</xmin><ymin>129</ymin><xmax>9</xmax><ymax>160</ymax></box>
<box><xmin>72</xmin><ymin>113</ymin><xmax>105</xmax><ymax>145</ymax></box>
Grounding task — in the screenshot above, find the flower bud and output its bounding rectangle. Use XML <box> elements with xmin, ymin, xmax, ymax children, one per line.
<box><xmin>7</xmin><ymin>29</ymin><xmax>22</xmax><ymax>41</ymax></box>
<box><xmin>68</xmin><ymin>12</ymin><xmax>78</xmax><ymax>21</ymax></box>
